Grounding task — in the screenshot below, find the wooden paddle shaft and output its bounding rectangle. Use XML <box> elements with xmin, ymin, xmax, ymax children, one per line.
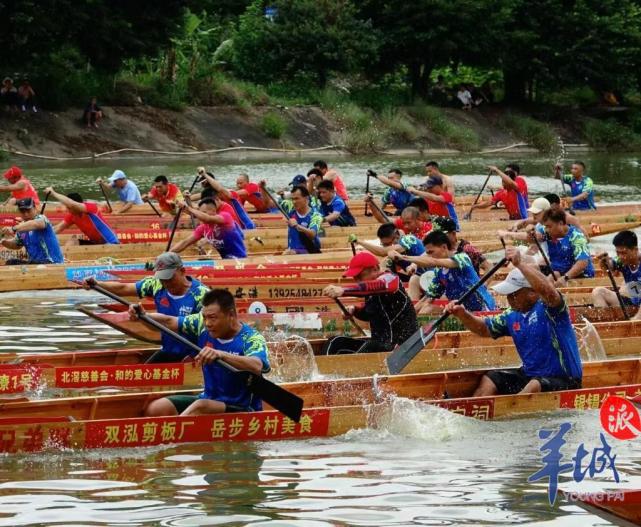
<box><xmin>605</xmin><ymin>261</ymin><xmax>630</xmax><ymax>320</ymax></box>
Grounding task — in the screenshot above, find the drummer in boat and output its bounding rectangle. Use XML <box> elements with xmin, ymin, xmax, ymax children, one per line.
<box><xmin>322</xmin><ymin>251</ymin><xmax>418</xmax><ymax>354</ymax></box>
<box><xmin>131</xmin><ymin>288</ymin><xmax>271</xmax><ymax>417</ymax></box>
<box><xmin>83</xmin><ymin>252</ymin><xmax>208</xmax><ymax>363</ymax></box>
<box><xmin>445</xmin><ymin>246</ymin><xmax>583</xmax><ymax>396</ymax></box>
<box><xmin>592</xmin><ymin>230</ymin><xmax>641</xmax><ymax>318</ymax></box>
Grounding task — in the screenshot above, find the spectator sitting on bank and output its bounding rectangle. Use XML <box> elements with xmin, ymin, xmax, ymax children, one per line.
<box><xmin>83</xmin><ymin>97</ymin><xmax>103</xmax><ymax>128</ymax></box>
<box><xmin>456</xmin><ymin>85</ymin><xmax>473</xmax><ymax>110</ymax></box>
<box><xmin>1</xmin><ymin>77</ymin><xmax>19</xmax><ymax>111</ymax></box>
<box><xmin>18</xmin><ymin>80</ymin><xmax>37</xmax><ymax>112</ymax></box>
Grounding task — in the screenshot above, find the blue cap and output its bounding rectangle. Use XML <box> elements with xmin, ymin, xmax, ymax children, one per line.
<box><xmin>289</xmin><ymin>174</ymin><xmax>307</xmax><ymax>187</ymax></box>
<box><xmin>108</xmin><ymin>170</ymin><xmax>127</xmax><ymax>185</ymax></box>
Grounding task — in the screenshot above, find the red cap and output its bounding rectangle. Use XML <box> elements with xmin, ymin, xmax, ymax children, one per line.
<box><xmin>343</xmin><ymin>251</ymin><xmax>380</xmax><ymax>278</ymax></box>
<box><xmin>3</xmin><ymin>166</ymin><xmax>22</xmax><ymax>180</ymax></box>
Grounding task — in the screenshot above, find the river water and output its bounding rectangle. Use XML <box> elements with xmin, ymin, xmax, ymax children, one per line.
<box><xmin>1</xmin><ymin>153</ymin><xmax>641</xmax><ymax>526</ymax></box>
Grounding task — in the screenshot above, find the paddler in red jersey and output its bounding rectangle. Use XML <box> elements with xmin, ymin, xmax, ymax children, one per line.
<box><xmin>0</xmin><ymin>166</ymin><xmax>40</xmax><ymax>206</ymax></box>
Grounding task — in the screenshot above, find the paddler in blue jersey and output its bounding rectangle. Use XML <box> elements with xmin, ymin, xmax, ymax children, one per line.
<box><xmin>445</xmin><ymin>246</ymin><xmax>583</xmax><ymax>396</ymax></box>
<box><xmin>131</xmin><ymin>288</ymin><xmax>271</xmax><ymax>417</ymax></box>
<box><xmin>554</xmin><ymin>160</ymin><xmax>596</xmax><ymax>210</ymax></box>
<box><xmin>83</xmin><ymin>252</ymin><xmax>208</xmax><ymax>363</ymax></box>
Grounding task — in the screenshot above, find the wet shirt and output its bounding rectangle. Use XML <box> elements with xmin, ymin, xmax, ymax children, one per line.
<box><xmin>485</xmin><ymin>297</ymin><xmax>582</xmax><ymax>379</ymax></box>
<box><xmin>423</xmin><ymin>252</ymin><xmax>496</xmax><ymax>311</ymax></box>
<box><xmin>63</xmin><ymin>201</ymin><xmax>118</xmax><ymax>244</ymax></box>
<box><xmin>192</xmin><ymin>212</ymin><xmax>247</xmax><ymax>258</ymax></box>
<box><xmin>613</xmin><ymin>256</ymin><xmax>641</xmax><ymax>306</ymax></box>
<box><xmin>15</xmin><ymin>214</ymin><xmax>63</xmax><ymax>263</ymax></box>
<box><xmin>136</xmin><ymin>276</ymin><xmax>208</xmax><ymax>357</ymax></box>
<box><xmin>320</xmin><ymin>195</ymin><xmax>356</xmax><ymax>226</ymax></box>
<box><xmin>562</xmin><ymin>175</ymin><xmax>596</xmax><ymax>210</ymax></box>
<box><xmin>382</xmin><ymin>185</ymin><xmax>412</xmax><ymax>212</ymax></box>
<box><xmin>287</xmin><ymin>208</ymin><xmax>323</xmax><ymax>253</ymax></box>
<box><xmin>150</xmin><ymin>183</ymin><xmax>183</xmax><ymax>213</ymax></box>
<box><xmin>491</xmin><ymin>176</ymin><xmax>529</xmax><ymax>219</ymax></box>
<box><xmin>178</xmin><ymin>317</ymin><xmax>270</xmax><ymax>410</ymax></box>
<box><xmin>539</xmin><ymin>224</ymin><xmax>594</xmax><ymax>277</ymax></box>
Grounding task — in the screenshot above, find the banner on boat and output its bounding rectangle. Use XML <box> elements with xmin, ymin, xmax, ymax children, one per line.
<box><xmin>65</xmin><ymin>260</ymin><xmax>216</xmax><ymax>281</ymax></box>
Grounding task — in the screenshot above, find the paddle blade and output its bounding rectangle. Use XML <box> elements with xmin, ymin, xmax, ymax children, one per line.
<box><xmin>463</xmin><ymin>212</ymin><xmax>471</xmax><ymax>221</ymax></box>
<box><xmin>247</xmin><ymin>373</ymin><xmax>304</xmax><ymax>422</ymax></box>
<box><xmin>385</xmin><ymin>323</ymin><xmax>436</xmax><ymax>375</ymax></box>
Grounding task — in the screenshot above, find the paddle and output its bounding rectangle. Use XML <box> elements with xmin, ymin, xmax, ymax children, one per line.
<box><xmin>144</xmin><ymin>198</ymin><xmax>162</xmax><ymax>217</ymax></box>
<box><xmin>463</xmin><ymin>170</ymin><xmax>492</xmax><ymax>220</ymax></box>
<box><xmin>386</xmin><ymin>256</ymin><xmax>507</xmax><ymax>375</ymax></box>
<box><xmin>39</xmin><ymin>191</ymin><xmax>51</xmax><ymax>215</ymax></box>
<box><xmin>86</xmin><ymin>282</ymin><xmax>304</xmax><ymax>422</ymax></box>
<box><xmin>530</xmin><ymin>231</ymin><xmax>554</xmax><ymax>274</ymax></box>
<box><xmin>364</xmin><ymin>169</ymin><xmax>374</xmax><ymax>217</ymax></box>
<box><xmin>166</xmin><ymin>205</ymin><xmax>183</xmax><ymax>252</ymax></box>
<box><xmin>603</xmin><ymin>257</ymin><xmax>630</xmax><ymax>320</ymax></box>
<box><xmin>334</xmin><ymin>298</ymin><xmax>368</xmax><ymax>337</ymax></box>
<box><xmin>99</xmin><ymin>183</ymin><xmax>113</xmax><ymax>213</ymax></box>
<box><xmin>262</xmin><ymin>185</ymin><xmax>320</xmax><ymax>254</ymax></box>
<box><xmin>555</xmin><ymin>165</ymin><xmax>574</xmax><ymax>214</ymax></box>
<box><xmin>367</xmin><ymin>194</ymin><xmax>390</xmax><ymax>223</ymax></box>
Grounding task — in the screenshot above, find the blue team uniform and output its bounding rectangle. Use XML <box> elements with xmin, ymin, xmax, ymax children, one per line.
<box><xmin>320</xmin><ymin>195</ymin><xmax>356</xmax><ymax>227</ymax></box>
<box><xmin>178</xmin><ymin>316</ymin><xmax>271</xmax><ymax>410</ymax></box>
<box><xmin>15</xmin><ymin>214</ymin><xmax>64</xmax><ymax>264</ymax></box>
<box><xmin>288</xmin><ymin>209</ymin><xmax>323</xmax><ymax>253</ymax></box>
<box><xmin>613</xmin><ymin>256</ymin><xmax>641</xmax><ymax>306</ymax></box>
<box><xmin>485</xmin><ymin>297</ymin><xmax>582</xmax><ymax>380</ymax></box>
<box><xmin>562</xmin><ymin>175</ymin><xmax>596</xmax><ymax>210</ymax></box>
<box><xmin>382</xmin><ymin>185</ymin><xmax>412</xmax><ymax>213</ymax></box>
<box><xmin>424</xmin><ymin>252</ymin><xmax>495</xmax><ymax>311</ymax></box>
<box><xmin>136</xmin><ymin>277</ymin><xmax>208</xmax><ymax>357</ymax></box>
<box><xmin>539</xmin><ymin>224</ymin><xmax>594</xmax><ymax>277</ymax></box>
<box><xmin>396</xmin><ymin>234</ymin><xmax>427</xmax><ymax>276</ymax></box>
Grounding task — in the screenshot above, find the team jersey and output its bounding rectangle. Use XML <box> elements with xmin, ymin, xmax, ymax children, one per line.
<box><xmin>63</xmin><ymin>201</ymin><xmax>118</xmax><ymax>244</ymax></box>
<box><xmin>327</xmin><ymin>171</ymin><xmax>349</xmax><ymax>201</ymax></box>
<box><xmin>485</xmin><ymin>297</ymin><xmax>582</xmax><ymax>379</ymax></box>
<box><xmin>238</xmin><ymin>182</ymin><xmax>269</xmax><ymax>212</ymax></box>
<box><xmin>613</xmin><ymin>256</ymin><xmax>641</xmax><ymax>306</ymax></box>
<box><xmin>11</xmin><ymin>176</ymin><xmax>40</xmax><ymax>204</ymax></box>
<box><xmin>287</xmin><ymin>209</ymin><xmax>322</xmax><ymax>253</ymax></box>
<box><xmin>491</xmin><ymin>176</ymin><xmax>529</xmax><ymax>219</ymax></box>
<box><xmin>382</xmin><ymin>185</ymin><xmax>412</xmax><ymax>212</ymax></box>
<box><xmin>136</xmin><ymin>276</ymin><xmax>208</xmax><ymax>357</ymax></box>
<box><xmin>540</xmin><ymin>224</ymin><xmax>594</xmax><ymax>277</ymax></box>
<box><xmin>149</xmin><ymin>183</ymin><xmax>183</xmax><ymax>213</ymax></box>
<box><xmin>425</xmin><ymin>192</ymin><xmax>460</xmax><ymax>230</ymax></box>
<box><xmin>218</xmin><ymin>198</ymin><xmax>244</xmax><ymax>228</ymax></box>
<box><xmin>457</xmin><ymin>239</ymin><xmax>486</xmax><ymax>274</ymax></box>
<box><xmin>393</xmin><ymin>217</ymin><xmax>432</xmax><ymax>239</ymax></box>
<box><xmin>320</xmin><ymin>195</ymin><xmax>356</xmax><ymax>226</ymax></box>
<box><xmin>115</xmin><ymin>180</ymin><xmax>143</xmax><ymax>205</ymax></box>
<box><xmin>393</xmin><ymin>234</ymin><xmax>426</xmax><ymax>275</ymax></box>
<box><xmin>280</xmin><ymin>196</ymin><xmax>321</xmax><ymax>215</ymax></box>
<box><xmin>423</xmin><ymin>252</ymin><xmax>496</xmax><ymax>311</ymax></box>
<box><xmin>562</xmin><ymin>175</ymin><xmax>596</xmax><ymax>210</ymax></box>
<box><xmin>192</xmin><ymin>212</ymin><xmax>247</xmax><ymax>259</ymax></box>
<box><xmin>14</xmin><ymin>214</ymin><xmax>63</xmax><ymax>264</ymax></box>
<box><xmin>177</xmin><ymin>317</ymin><xmax>270</xmax><ymax>410</ymax></box>
<box><xmin>224</xmin><ymin>192</ymin><xmax>255</xmax><ymax>229</ymax></box>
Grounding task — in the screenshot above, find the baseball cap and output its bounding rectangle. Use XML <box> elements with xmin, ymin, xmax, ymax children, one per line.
<box><xmin>289</xmin><ymin>174</ymin><xmax>307</xmax><ymax>187</ymax></box>
<box><xmin>16</xmin><ymin>197</ymin><xmax>35</xmax><ymax>210</ymax></box>
<box><xmin>432</xmin><ymin>216</ymin><xmax>457</xmax><ymax>233</ymax></box>
<box><xmin>424</xmin><ymin>175</ymin><xmax>443</xmax><ymax>189</ymax></box>
<box><xmin>492</xmin><ymin>268</ymin><xmax>532</xmax><ymax>295</ymax></box>
<box><xmin>528</xmin><ymin>197</ymin><xmax>551</xmax><ymax>214</ymax></box>
<box><xmin>153</xmin><ymin>252</ymin><xmax>183</xmax><ymax>280</ymax></box>
<box><xmin>108</xmin><ymin>170</ymin><xmax>127</xmax><ymax>185</ymax></box>
<box><xmin>3</xmin><ymin>166</ymin><xmax>22</xmax><ymax>180</ymax></box>
<box><xmin>343</xmin><ymin>251</ymin><xmax>380</xmax><ymax>278</ymax></box>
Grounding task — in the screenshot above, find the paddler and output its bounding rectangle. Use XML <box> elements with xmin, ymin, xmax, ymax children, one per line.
<box><xmin>45</xmin><ymin>187</ymin><xmax>119</xmax><ymax>246</ymax></box>
<box><xmin>425</xmin><ymin>160</ymin><xmax>454</xmax><ymax>194</ymax></box>
<box><xmin>96</xmin><ymin>170</ymin><xmax>143</xmax><ymax>214</ymax></box>
<box><xmin>407</xmin><ymin>174</ymin><xmax>460</xmax><ymax>229</ymax></box>
<box><xmin>368</xmin><ymin>202</ymin><xmax>432</xmax><ymax>239</ymax></box>
<box><xmin>592</xmin><ymin>230</ymin><xmax>641</xmax><ymax>317</ymax></box>
<box><xmin>368</xmin><ymin>168</ymin><xmax>413</xmax><ymax>215</ymax></box>
<box><xmin>131</xmin><ymin>288</ymin><xmax>270</xmax><ymax>416</ymax></box>
<box><xmin>170</xmin><ymin>196</ymin><xmax>247</xmax><ymax>259</ymax></box>
<box><xmin>82</xmin><ymin>252</ymin><xmax>208</xmax><ymax>363</ymax></box>
<box><xmin>318</xmin><ymin>180</ymin><xmax>356</xmax><ymax>227</ymax></box>
<box><xmin>0</xmin><ymin>197</ymin><xmax>63</xmax><ymax>264</ymax></box>
<box><xmin>235</xmin><ymin>173</ymin><xmax>277</xmax><ymax>213</ymax></box>
<box><xmin>142</xmin><ymin>175</ymin><xmax>184</xmax><ymax>216</ymax></box>
<box><xmin>322</xmin><ymin>251</ymin><xmax>418</xmax><ymax>354</ymax></box>
<box><xmin>432</xmin><ymin>216</ymin><xmax>490</xmax><ymax>275</ymax></box>
<box><xmin>397</xmin><ymin>230</ymin><xmax>495</xmax><ymax>314</ymax></box>
<box><xmin>444</xmin><ymin>246</ymin><xmax>582</xmax><ymax>395</ymax></box>
<box><xmin>313</xmin><ymin>159</ymin><xmax>350</xmax><ymax>202</ymax></box>
<box><xmin>191</xmin><ymin>170</ymin><xmax>254</xmax><ymax>229</ymax></box>
<box><xmin>555</xmin><ymin>160</ymin><xmax>596</xmax><ymax>210</ymax></box>
<box><xmin>0</xmin><ymin>165</ymin><xmax>40</xmax><ymax>206</ymax></box>
<box><xmin>506</xmin><ymin>195</ymin><xmax>587</xmax><ymax>237</ymax></box>
<box><xmin>284</xmin><ymin>185</ymin><xmax>323</xmax><ymax>254</ymax></box>
<box><xmin>467</xmin><ymin>166</ymin><xmax>529</xmax><ymax>220</ymax></box>
<box><xmin>351</xmin><ymin>223</ymin><xmax>425</xmax><ymax>300</ymax></box>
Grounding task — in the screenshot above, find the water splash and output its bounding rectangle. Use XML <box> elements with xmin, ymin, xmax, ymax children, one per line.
<box><xmin>265</xmin><ymin>332</ymin><xmax>320</xmax><ymax>382</ymax></box>
<box><xmin>576</xmin><ymin>316</ymin><xmax>607</xmax><ymax>361</ymax></box>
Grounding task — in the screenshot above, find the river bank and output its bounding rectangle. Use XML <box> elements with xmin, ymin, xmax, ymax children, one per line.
<box><xmin>0</xmin><ymin>103</ymin><xmax>629</xmax><ymax>163</ymax></box>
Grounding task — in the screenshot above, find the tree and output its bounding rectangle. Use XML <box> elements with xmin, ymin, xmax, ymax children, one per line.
<box><xmin>232</xmin><ymin>0</ymin><xmax>378</xmax><ymax>87</ymax></box>
<box><xmin>358</xmin><ymin>0</ymin><xmax>508</xmax><ymax>99</ymax></box>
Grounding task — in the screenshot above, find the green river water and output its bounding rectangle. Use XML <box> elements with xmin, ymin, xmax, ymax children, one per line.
<box><xmin>1</xmin><ymin>153</ymin><xmax>640</xmax><ymax>526</ymax></box>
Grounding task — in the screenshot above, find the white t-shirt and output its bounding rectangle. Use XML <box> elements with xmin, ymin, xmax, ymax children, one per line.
<box><xmin>457</xmin><ymin>90</ymin><xmax>472</xmax><ymax>105</ymax></box>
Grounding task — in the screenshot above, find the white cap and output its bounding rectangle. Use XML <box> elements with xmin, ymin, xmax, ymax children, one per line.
<box><xmin>492</xmin><ymin>268</ymin><xmax>532</xmax><ymax>295</ymax></box>
<box><xmin>108</xmin><ymin>170</ymin><xmax>127</xmax><ymax>185</ymax></box>
<box><xmin>527</xmin><ymin>197</ymin><xmax>551</xmax><ymax>214</ymax></box>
